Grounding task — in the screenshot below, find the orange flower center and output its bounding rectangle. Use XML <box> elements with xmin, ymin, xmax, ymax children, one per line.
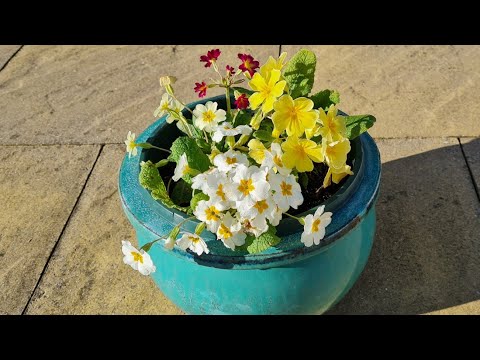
<box><xmin>205</xmin><ymin>206</ymin><xmax>220</xmax><ymax>221</ymax></box>
<box><xmin>280</xmin><ymin>181</ymin><xmax>292</xmax><ymax>196</ymax></box>
<box><xmin>238</xmin><ymin>179</ymin><xmax>255</xmax><ymax>196</ymax></box>
<box><xmin>311</xmin><ymin>218</ymin><xmax>321</xmax><ymax>233</ymax></box>
<box><xmin>216</xmin><ymin>184</ymin><xmax>226</xmax><ymax>201</ymax></box>
<box><xmin>226</xmin><ymin>157</ymin><xmax>237</xmax><ymax>165</ymax></box>
<box><xmin>218</xmin><ymin>223</ymin><xmax>232</xmax><ymax>239</ymax></box>
<box><xmin>254</xmin><ymin>200</ymin><xmax>269</xmax><ymax>214</ymax></box>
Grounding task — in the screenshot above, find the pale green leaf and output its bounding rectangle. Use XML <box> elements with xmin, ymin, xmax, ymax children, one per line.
<box><xmin>283</xmin><ymin>49</ymin><xmax>316</xmax><ymax>98</ymax></box>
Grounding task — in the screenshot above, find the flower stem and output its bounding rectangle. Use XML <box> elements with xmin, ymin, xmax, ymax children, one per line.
<box><xmin>284</xmin><ymin>212</ymin><xmax>305</xmax><ymax>225</ymax></box>
<box><xmin>225</xmin><ymin>87</ymin><xmax>232</xmax><ymax>116</ymax></box>
<box><xmin>137</xmin><ymin>143</ymin><xmax>171</xmax><ymax>154</ymax></box>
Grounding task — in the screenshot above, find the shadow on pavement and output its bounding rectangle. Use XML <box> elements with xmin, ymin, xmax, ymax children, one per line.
<box><xmin>328</xmin><ymin>138</ymin><xmax>480</xmax><ymax>314</ymax></box>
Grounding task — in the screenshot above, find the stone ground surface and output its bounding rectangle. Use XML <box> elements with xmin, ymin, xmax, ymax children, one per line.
<box><xmin>1</xmin><ymin>45</ymin><xmax>479</xmax><ymax>315</ymax></box>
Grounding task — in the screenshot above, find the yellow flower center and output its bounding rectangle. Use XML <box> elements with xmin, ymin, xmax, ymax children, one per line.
<box><xmin>280</xmin><ymin>181</ymin><xmax>292</xmax><ymax>196</ymax></box>
<box><xmin>226</xmin><ymin>157</ymin><xmax>237</xmax><ymax>165</ymax></box>
<box><xmin>254</xmin><ymin>199</ymin><xmax>269</xmax><ymax>214</ymax></box>
<box><xmin>182</xmin><ymin>165</ymin><xmax>191</xmax><ymax>176</ymax></box>
<box><xmin>131</xmin><ymin>251</ymin><xmax>144</xmax><ymax>264</ymax></box>
<box><xmin>311</xmin><ymin>218</ymin><xmax>321</xmax><ymax>233</ymax></box>
<box><xmin>161</xmin><ymin>102</ymin><xmax>170</xmax><ymax>111</ymax></box>
<box><xmin>189</xmin><ymin>236</ymin><xmax>200</xmax><ymax>244</ymax></box>
<box><xmin>218</xmin><ymin>223</ymin><xmax>232</xmax><ymax>239</ymax></box>
<box><xmin>216</xmin><ymin>184</ymin><xmax>226</xmax><ymax>201</ymax></box>
<box><xmin>273</xmin><ymin>155</ymin><xmax>283</xmax><ymax>168</ymax></box>
<box><xmin>203</xmin><ymin>110</ymin><xmax>216</xmax><ymax>123</ymax></box>
<box><xmin>205</xmin><ymin>206</ymin><xmax>220</xmax><ymax>221</ymax></box>
<box><xmin>238</xmin><ymin>179</ymin><xmax>255</xmax><ymax>196</ymax></box>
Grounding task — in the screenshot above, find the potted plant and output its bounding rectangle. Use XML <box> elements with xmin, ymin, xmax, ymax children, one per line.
<box><xmin>119</xmin><ymin>48</ymin><xmax>380</xmax><ymax>314</ymax></box>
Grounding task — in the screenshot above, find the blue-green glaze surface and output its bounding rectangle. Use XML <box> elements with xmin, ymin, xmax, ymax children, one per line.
<box><xmin>119</xmin><ymin>95</ymin><xmax>381</xmax><ymax>314</ymax></box>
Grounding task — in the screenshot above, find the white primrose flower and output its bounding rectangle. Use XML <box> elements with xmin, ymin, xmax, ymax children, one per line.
<box><xmin>124</xmin><ymin>131</ymin><xmax>138</xmax><ymax>158</ymax></box>
<box><xmin>269</xmin><ymin>172</ymin><xmax>304</xmax><ymax>211</ymax></box>
<box><xmin>213</xmin><ymin>149</ymin><xmax>249</xmax><ymax>173</ymax></box>
<box><xmin>239</xmin><ymin>215</ymin><xmax>269</xmax><ymax>237</ymax></box>
<box><xmin>211</xmin><ymin>122</ymin><xmax>252</xmax><ymax>143</ymax></box>
<box><xmin>164</xmin><ymin>235</ymin><xmax>176</xmax><ymax>250</ymax></box>
<box><xmin>172</xmin><ymin>153</ymin><xmax>191</xmax><ymax>182</ymax></box>
<box><xmin>194</xmin><ymin>199</ymin><xmax>226</xmax><ymax>233</ymax></box>
<box><xmin>216</xmin><ymin>212</ymin><xmax>246</xmax><ymax>250</ymax></box>
<box><xmin>154</xmin><ymin>93</ymin><xmax>173</xmax><ymax>119</ymax></box>
<box><xmin>262</xmin><ymin>143</ymin><xmax>291</xmax><ymax>176</ymax></box>
<box><xmin>191</xmin><ymin>169</ymin><xmax>214</xmax><ymax>194</ymax></box>
<box><xmin>268</xmin><ymin>205</ymin><xmax>284</xmax><ymax>227</ymax></box>
<box><xmin>205</xmin><ymin>170</ymin><xmax>233</xmax><ymax>208</ymax></box>
<box><xmin>237</xmin><ymin>195</ymin><xmax>277</xmax><ymax>225</ymax></box>
<box><xmin>300</xmin><ymin>205</ymin><xmax>332</xmax><ymax>247</ymax></box>
<box><xmin>177</xmin><ymin>233</ymin><xmax>209</xmax><ymax>256</ymax></box>
<box><xmin>121</xmin><ymin>240</ymin><xmax>156</xmax><ymax>276</ymax></box>
<box><xmin>227</xmin><ymin>165</ymin><xmax>270</xmax><ymax>208</ymax></box>
<box><xmin>193</xmin><ymin>101</ymin><xmax>226</xmax><ymax>132</ymax></box>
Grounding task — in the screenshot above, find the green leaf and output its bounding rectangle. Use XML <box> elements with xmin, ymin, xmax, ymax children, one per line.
<box><xmin>283</xmin><ymin>49</ymin><xmax>316</xmax><ymax>98</ymax></box>
<box><xmin>139</xmin><ymin>160</ymin><xmax>165</xmax><ymax>191</ymax></box>
<box><xmin>344</xmin><ymin>115</ymin><xmax>376</xmax><ymax>140</ymax></box>
<box><xmin>232</xmin><ymin>87</ymin><xmax>254</xmax><ymax>96</ymax></box>
<box><xmin>253</xmin><ymin>130</ymin><xmax>274</xmax><ymax>142</ymax></box>
<box><xmin>240</xmin><ymin>226</ymin><xmax>281</xmax><ymax>254</ymax></box>
<box><xmin>195</xmin><ymin>138</ymin><xmax>210</xmax><ymax>153</ymax></box>
<box><xmin>310</xmin><ymin>89</ymin><xmax>340</xmax><ymax>110</ymax></box>
<box><xmin>168</xmin><ymin>136</ymin><xmax>211</xmax><ymax>182</ymax></box>
<box><xmin>190</xmin><ymin>192</ymin><xmax>209</xmax><ymax>212</ymax></box>
<box><xmin>170</xmin><ymin>179</ymin><xmax>193</xmax><ymax>206</ymax></box>
<box><xmin>298</xmin><ymin>172</ymin><xmax>309</xmax><ymax>189</ymax></box>
<box><xmin>233</xmin><ymin>110</ymin><xmax>252</xmax><ymax>126</ymax></box>
<box><xmin>139</xmin><ymin>161</ymin><xmax>189</xmax><ymax>212</ymax></box>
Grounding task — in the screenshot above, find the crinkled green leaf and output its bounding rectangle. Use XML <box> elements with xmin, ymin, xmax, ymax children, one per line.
<box><xmin>139</xmin><ymin>161</ymin><xmax>189</xmax><ymax>212</ymax></box>
<box><xmin>310</xmin><ymin>89</ymin><xmax>340</xmax><ymax>110</ymax></box>
<box><xmin>344</xmin><ymin>115</ymin><xmax>376</xmax><ymax>140</ymax></box>
<box><xmin>168</xmin><ymin>136</ymin><xmax>211</xmax><ymax>173</ymax></box>
<box><xmin>283</xmin><ymin>49</ymin><xmax>316</xmax><ymax>98</ymax></box>
<box><xmin>240</xmin><ymin>226</ymin><xmax>281</xmax><ymax>254</ymax></box>
<box><xmin>190</xmin><ymin>192</ymin><xmax>209</xmax><ymax>212</ymax></box>
<box><xmin>170</xmin><ymin>179</ymin><xmax>193</xmax><ymax>206</ymax></box>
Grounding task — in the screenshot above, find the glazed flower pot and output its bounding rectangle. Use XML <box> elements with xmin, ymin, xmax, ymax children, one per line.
<box><xmin>119</xmin><ymin>95</ymin><xmax>381</xmax><ymax>315</ymax></box>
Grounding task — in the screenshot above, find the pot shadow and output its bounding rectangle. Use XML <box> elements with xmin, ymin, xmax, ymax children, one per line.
<box><xmin>328</xmin><ymin>138</ymin><xmax>480</xmax><ymax>315</ymax></box>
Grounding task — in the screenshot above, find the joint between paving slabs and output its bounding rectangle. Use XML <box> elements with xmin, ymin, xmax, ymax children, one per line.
<box><xmin>457</xmin><ymin>137</ymin><xmax>480</xmax><ymax>204</ymax></box>
<box><xmin>0</xmin><ymin>45</ymin><xmax>24</xmax><ymax>73</ymax></box>
<box><xmin>21</xmin><ymin>144</ymin><xmax>105</xmax><ymax>314</ymax></box>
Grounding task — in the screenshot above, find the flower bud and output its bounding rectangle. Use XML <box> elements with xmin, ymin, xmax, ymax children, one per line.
<box><xmin>195</xmin><ymin>222</ymin><xmax>206</xmax><ymax>236</ymax></box>
<box><xmin>159</xmin><ymin>76</ymin><xmax>177</xmax><ymax>87</ymax></box>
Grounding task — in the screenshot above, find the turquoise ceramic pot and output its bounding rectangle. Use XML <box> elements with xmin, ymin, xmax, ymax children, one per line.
<box><xmin>119</xmin><ymin>95</ymin><xmax>381</xmax><ymax>315</ymax></box>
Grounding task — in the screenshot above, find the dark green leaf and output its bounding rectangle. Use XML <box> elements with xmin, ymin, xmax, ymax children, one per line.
<box><xmin>283</xmin><ymin>49</ymin><xmax>316</xmax><ymax>98</ymax></box>
<box><xmin>233</xmin><ymin>110</ymin><xmax>252</xmax><ymax>126</ymax></box>
<box><xmin>344</xmin><ymin>115</ymin><xmax>376</xmax><ymax>140</ymax></box>
<box><xmin>253</xmin><ymin>130</ymin><xmax>274</xmax><ymax>142</ymax></box>
<box><xmin>310</xmin><ymin>89</ymin><xmax>340</xmax><ymax>109</ymax></box>
<box><xmin>232</xmin><ymin>87</ymin><xmax>254</xmax><ymax>96</ymax></box>
<box><xmin>170</xmin><ymin>179</ymin><xmax>193</xmax><ymax>206</ymax></box>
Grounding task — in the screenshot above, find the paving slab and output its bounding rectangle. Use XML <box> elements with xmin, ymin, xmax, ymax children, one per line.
<box><xmin>282</xmin><ymin>46</ymin><xmax>480</xmax><ymax>138</ymax></box>
<box><xmin>328</xmin><ymin>138</ymin><xmax>480</xmax><ymax>314</ymax></box>
<box><xmin>0</xmin><ymin>145</ymin><xmax>100</xmax><ymax>314</ymax></box>
<box><xmin>427</xmin><ymin>300</ymin><xmax>480</xmax><ymax>315</ymax></box>
<box><xmin>0</xmin><ymin>45</ymin><xmax>21</xmax><ymax>69</ymax></box>
<box><xmin>460</xmin><ymin>137</ymin><xmax>480</xmax><ymax>194</ymax></box>
<box><xmin>26</xmin><ymin>145</ymin><xmax>183</xmax><ymax>314</ymax></box>
<box><xmin>0</xmin><ymin>45</ymin><xmax>279</xmax><ymax>146</ymax></box>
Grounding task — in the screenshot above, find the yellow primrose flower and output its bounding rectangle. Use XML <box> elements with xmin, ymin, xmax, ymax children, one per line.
<box><xmin>323</xmin><ymin>138</ymin><xmax>351</xmax><ymax>170</ymax></box>
<box><xmin>281</xmin><ymin>136</ymin><xmax>324</xmax><ymax>172</ymax></box>
<box><xmin>317</xmin><ymin>104</ymin><xmax>346</xmax><ymax>142</ymax></box>
<box><xmin>323</xmin><ymin>164</ymin><xmax>354</xmax><ymax>188</ymax></box>
<box><xmin>248</xmin><ymin>139</ymin><xmax>267</xmax><ymax>164</ymax></box>
<box><xmin>260</xmin><ymin>52</ymin><xmax>288</xmax><ymax>80</ymax></box>
<box><xmin>272</xmin><ymin>95</ymin><xmax>318</xmax><ymax>137</ymax></box>
<box><xmin>248</xmin><ymin>69</ymin><xmax>286</xmax><ymax>113</ymax></box>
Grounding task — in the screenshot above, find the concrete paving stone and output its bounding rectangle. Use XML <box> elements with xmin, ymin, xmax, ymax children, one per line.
<box><xmin>282</xmin><ymin>45</ymin><xmax>480</xmax><ymax>138</ymax></box>
<box><xmin>0</xmin><ymin>45</ymin><xmax>279</xmax><ymax>146</ymax></box>
<box><xmin>0</xmin><ymin>45</ymin><xmax>21</xmax><ymax>69</ymax></box>
<box><xmin>426</xmin><ymin>300</ymin><xmax>480</xmax><ymax>315</ymax></box>
<box><xmin>0</xmin><ymin>145</ymin><xmax>100</xmax><ymax>314</ymax></box>
<box><xmin>26</xmin><ymin>145</ymin><xmax>183</xmax><ymax>314</ymax></box>
<box><xmin>328</xmin><ymin>138</ymin><xmax>480</xmax><ymax>314</ymax></box>
<box><xmin>460</xmin><ymin>137</ymin><xmax>480</xmax><ymax>194</ymax></box>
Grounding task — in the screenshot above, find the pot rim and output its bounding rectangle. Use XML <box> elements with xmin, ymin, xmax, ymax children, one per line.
<box><xmin>118</xmin><ymin>95</ymin><xmax>381</xmax><ymax>268</ymax></box>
